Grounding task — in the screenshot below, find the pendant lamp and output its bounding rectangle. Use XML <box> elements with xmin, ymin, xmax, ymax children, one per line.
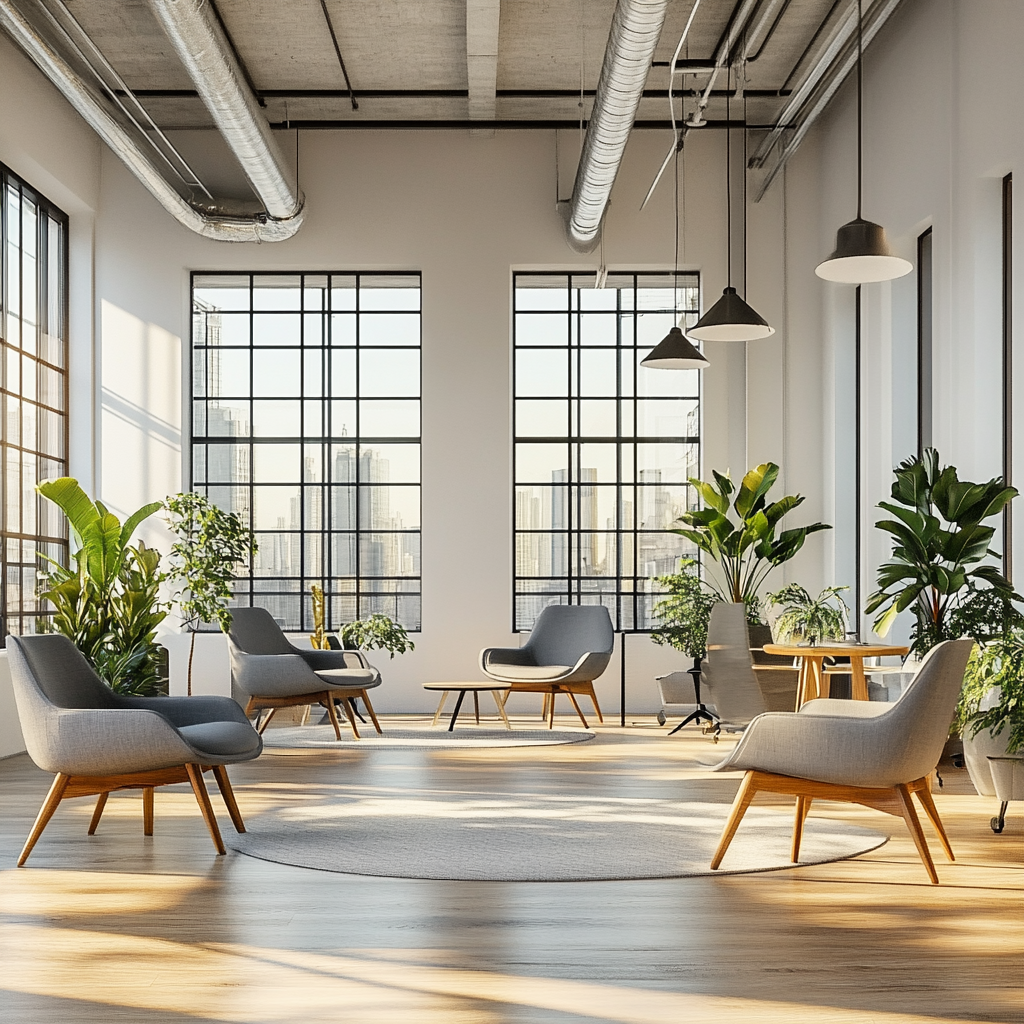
<box><xmin>689</xmin><ymin>72</ymin><xmax>774</xmax><ymax>343</ymax></box>
<box><xmin>642</xmin><ymin>129</ymin><xmax>709</xmax><ymax>370</ymax></box>
<box><xmin>816</xmin><ymin>0</ymin><xmax>911</xmax><ymax>284</ymax></box>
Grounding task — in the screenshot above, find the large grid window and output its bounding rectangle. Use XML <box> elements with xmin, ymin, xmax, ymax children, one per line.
<box><xmin>191</xmin><ymin>272</ymin><xmax>421</xmax><ymax>632</ymax></box>
<box><xmin>1</xmin><ymin>165</ymin><xmax>68</xmax><ymax>640</ymax></box>
<box><xmin>513</xmin><ymin>272</ymin><xmax>700</xmax><ymax>632</ymax></box>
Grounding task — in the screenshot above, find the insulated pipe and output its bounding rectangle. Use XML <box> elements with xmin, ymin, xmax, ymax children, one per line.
<box><xmin>563</xmin><ymin>0</ymin><xmax>669</xmax><ymax>254</ymax></box>
<box><xmin>0</xmin><ymin>0</ymin><xmax>301</xmax><ymax>241</ymax></box>
<box><xmin>147</xmin><ymin>0</ymin><xmax>303</xmax><ymax>224</ymax></box>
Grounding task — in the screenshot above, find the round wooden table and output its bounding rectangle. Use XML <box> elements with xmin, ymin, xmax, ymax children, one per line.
<box><xmin>761</xmin><ymin>643</ymin><xmax>910</xmax><ymax>709</ymax></box>
<box><xmin>423</xmin><ymin>682</ymin><xmax>512</xmax><ymax>731</ymax></box>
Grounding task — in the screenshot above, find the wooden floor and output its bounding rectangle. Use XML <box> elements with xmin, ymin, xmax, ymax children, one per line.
<box><xmin>1</xmin><ymin>715</ymin><xmax>1021</xmax><ymax>1024</ymax></box>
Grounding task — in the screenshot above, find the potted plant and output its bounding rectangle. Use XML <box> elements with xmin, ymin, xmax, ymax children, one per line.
<box><xmin>953</xmin><ymin>633</ymin><xmax>1024</xmax><ymax>830</ymax></box>
<box><xmin>866</xmin><ymin>448</ymin><xmax>1018</xmax><ymax>655</ymax></box>
<box><xmin>164</xmin><ymin>492</ymin><xmax>257</xmax><ymax>694</ymax></box>
<box><xmin>340</xmin><ymin>613</ymin><xmax>415</xmax><ymax>658</ymax></box>
<box><xmin>651</xmin><ymin>558</ymin><xmax>717</xmax><ymax>670</ymax></box>
<box><xmin>766</xmin><ymin>584</ymin><xmax>849</xmax><ymax>645</ymax></box>
<box><xmin>36</xmin><ymin>477</ymin><xmax>166</xmax><ymax>696</ymax></box>
<box><xmin>671</xmin><ymin>462</ymin><xmax>830</xmax><ymax>621</ymax></box>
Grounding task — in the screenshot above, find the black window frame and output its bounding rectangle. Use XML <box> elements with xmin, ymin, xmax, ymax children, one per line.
<box><xmin>189</xmin><ymin>270</ymin><xmax>422</xmax><ymax>633</ymax></box>
<box><xmin>0</xmin><ymin>163</ymin><xmax>70</xmax><ymax>641</ymax></box>
<box><xmin>511</xmin><ymin>270</ymin><xmax>701</xmax><ymax>634</ymax></box>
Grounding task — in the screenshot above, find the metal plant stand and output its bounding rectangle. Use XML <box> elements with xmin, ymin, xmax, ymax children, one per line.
<box><xmin>668</xmin><ymin>663</ymin><xmax>718</xmax><ymax>736</ymax></box>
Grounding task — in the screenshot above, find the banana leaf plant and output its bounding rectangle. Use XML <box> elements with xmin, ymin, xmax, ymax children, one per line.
<box><xmin>36</xmin><ymin>477</ymin><xmax>166</xmax><ymax>695</ymax></box>
<box><xmin>865</xmin><ymin>449</ymin><xmax>1019</xmax><ymax>654</ymax></box>
<box><xmin>671</xmin><ymin>463</ymin><xmax>830</xmax><ymax>615</ymax></box>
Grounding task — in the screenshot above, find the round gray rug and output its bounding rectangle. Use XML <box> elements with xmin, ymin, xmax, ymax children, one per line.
<box><xmin>260</xmin><ymin>724</ymin><xmax>595</xmax><ymax>750</ymax></box>
<box><xmin>228</xmin><ymin>783</ymin><xmax>887</xmax><ymax>881</ymax></box>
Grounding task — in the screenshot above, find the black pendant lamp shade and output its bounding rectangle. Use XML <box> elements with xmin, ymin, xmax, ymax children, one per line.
<box><xmin>815</xmin><ymin>217</ymin><xmax>912</xmax><ymax>283</ymax></box>
<box><xmin>642</xmin><ymin>326</ymin><xmax>710</xmax><ymax>369</ymax></box>
<box><xmin>815</xmin><ymin>0</ymin><xmax>912</xmax><ymax>285</ymax></box>
<box><xmin>687</xmin><ymin>287</ymin><xmax>775</xmax><ymax>342</ymax></box>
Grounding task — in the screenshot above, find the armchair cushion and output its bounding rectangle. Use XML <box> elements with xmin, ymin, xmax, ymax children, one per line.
<box><xmin>313</xmin><ymin>667</ymin><xmax>380</xmax><ymax>689</ymax></box>
<box><xmin>483</xmin><ymin>662</ymin><xmax>574</xmax><ymax>682</ymax></box>
<box><xmin>178</xmin><ymin>721</ymin><xmax>263</xmax><ymax>758</ymax></box>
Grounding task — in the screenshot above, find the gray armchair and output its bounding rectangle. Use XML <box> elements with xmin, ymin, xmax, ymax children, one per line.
<box><xmin>7</xmin><ymin>633</ymin><xmax>262</xmax><ymax>865</ymax></box>
<box><xmin>701</xmin><ymin>603</ymin><xmax>768</xmax><ymax>733</ymax></box>
<box><xmin>227</xmin><ymin>607</ymin><xmax>382</xmax><ymax>739</ymax></box>
<box><xmin>480</xmin><ymin>604</ymin><xmax>614</xmax><ymax>728</ymax></box>
<box><xmin>708</xmin><ymin>639</ymin><xmax>974</xmax><ymax>884</ymax></box>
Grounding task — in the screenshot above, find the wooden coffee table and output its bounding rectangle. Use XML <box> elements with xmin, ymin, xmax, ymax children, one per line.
<box><xmin>423</xmin><ymin>682</ymin><xmax>512</xmax><ymax>732</ymax></box>
<box><xmin>762</xmin><ymin>643</ymin><xmax>910</xmax><ymax>708</ymax></box>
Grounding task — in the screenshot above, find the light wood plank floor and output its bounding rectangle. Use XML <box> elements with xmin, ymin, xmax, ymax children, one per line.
<box><xmin>1</xmin><ymin>716</ymin><xmax>1021</xmax><ymax>1024</ymax></box>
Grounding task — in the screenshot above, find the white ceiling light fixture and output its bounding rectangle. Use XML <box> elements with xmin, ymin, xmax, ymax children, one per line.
<box><xmin>688</xmin><ymin>69</ymin><xmax>775</xmax><ymax>343</ymax></box>
<box><xmin>815</xmin><ymin>0</ymin><xmax>911</xmax><ymax>284</ymax></box>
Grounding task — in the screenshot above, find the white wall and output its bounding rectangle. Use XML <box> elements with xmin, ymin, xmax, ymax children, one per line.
<box><xmin>95</xmin><ymin>126</ymin><xmax>764</xmax><ymax>712</ymax></box>
<box><xmin>785</xmin><ymin>0</ymin><xmax>1024</xmax><ymax>640</ymax></box>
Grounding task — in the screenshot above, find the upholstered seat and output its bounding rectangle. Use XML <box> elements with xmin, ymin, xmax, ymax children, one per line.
<box><xmin>7</xmin><ymin>634</ymin><xmax>261</xmax><ymax>865</ymax></box>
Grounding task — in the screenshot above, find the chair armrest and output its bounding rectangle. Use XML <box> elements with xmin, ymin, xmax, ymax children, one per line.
<box><xmin>711</xmin><ymin>708</ymin><xmax>904</xmax><ymax>788</ymax></box>
<box><xmin>229</xmin><ymin>651</ymin><xmax>321</xmax><ymax>698</ymax></box>
<box><xmin>556</xmin><ymin>651</ymin><xmax>612</xmax><ymax>684</ymax></box>
<box><xmin>122</xmin><ymin>694</ymin><xmax>252</xmax><ymax>727</ymax></box>
<box><xmin>480</xmin><ymin>647</ymin><xmax>535</xmax><ymax>672</ymax></box>
<box><xmin>41</xmin><ymin>708</ymin><xmax>196</xmax><ymax>776</ymax></box>
<box><xmin>300</xmin><ymin>648</ymin><xmax>371</xmax><ymax>672</ymax></box>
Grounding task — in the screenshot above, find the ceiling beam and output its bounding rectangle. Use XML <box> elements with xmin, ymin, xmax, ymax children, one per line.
<box><xmin>466</xmin><ymin>0</ymin><xmax>500</xmax><ymax>121</ymax></box>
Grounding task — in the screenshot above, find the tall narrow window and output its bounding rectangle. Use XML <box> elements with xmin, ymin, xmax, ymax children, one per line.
<box><xmin>1003</xmin><ymin>174</ymin><xmax>1013</xmax><ymax>579</ymax></box>
<box><xmin>917</xmin><ymin>227</ymin><xmax>933</xmax><ymax>455</ymax></box>
<box><xmin>0</xmin><ymin>165</ymin><xmax>69</xmax><ymax>639</ymax></box>
<box><xmin>191</xmin><ymin>272</ymin><xmax>421</xmax><ymax>632</ymax></box>
<box><xmin>512</xmin><ymin>271</ymin><xmax>700</xmax><ymax>632</ymax></box>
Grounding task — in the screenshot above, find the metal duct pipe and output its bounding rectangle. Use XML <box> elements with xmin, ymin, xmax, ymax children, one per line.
<box><xmin>752</xmin><ymin>0</ymin><xmax>904</xmax><ymax>200</ymax></box>
<box><xmin>148</xmin><ymin>0</ymin><xmax>303</xmax><ymax>224</ymax></box>
<box><xmin>0</xmin><ymin>0</ymin><xmax>301</xmax><ymax>241</ymax></box>
<box><xmin>563</xmin><ymin>0</ymin><xmax>669</xmax><ymax>254</ymax></box>
<box><xmin>686</xmin><ymin>0</ymin><xmax>761</xmax><ymax>128</ymax></box>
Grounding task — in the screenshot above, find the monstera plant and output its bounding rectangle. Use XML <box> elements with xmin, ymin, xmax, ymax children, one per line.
<box><xmin>671</xmin><ymin>463</ymin><xmax>830</xmax><ymax>619</ymax></box>
<box><xmin>866</xmin><ymin>449</ymin><xmax>1019</xmax><ymax>655</ymax></box>
<box><xmin>36</xmin><ymin>478</ymin><xmax>166</xmax><ymax>695</ymax></box>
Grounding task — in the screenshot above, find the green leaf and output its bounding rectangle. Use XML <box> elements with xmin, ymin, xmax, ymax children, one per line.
<box><xmin>873</xmin><ymin>602</ymin><xmax>902</xmax><ymax>637</ymax></box>
<box><xmin>37</xmin><ymin>477</ymin><xmax>100</xmax><ymax>544</ymax></box>
<box><xmin>119</xmin><ymin>501</ymin><xmax>163</xmax><ymax>549</ymax></box>
<box><xmin>734</xmin><ymin>463</ymin><xmax>779</xmax><ymax>519</ymax></box>
<box><xmin>711</xmin><ymin>470</ymin><xmax>734</xmax><ymax>497</ymax></box>
<box><xmin>693</xmin><ymin>479</ymin><xmax>730</xmax><ymax>515</ymax></box>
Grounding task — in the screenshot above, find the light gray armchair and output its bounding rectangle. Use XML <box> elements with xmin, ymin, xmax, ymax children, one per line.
<box><xmin>7</xmin><ymin>633</ymin><xmax>262</xmax><ymax>865</ymax></box>
<box><xmin>480</xmin><ymin>604</ymin><xmax>614</xmax><ymax>728</ymax></box>
<box><xmin>227</xmin><ymin>607</ymin><xmax>382</xmax><ymax>739</ymax></box>
<box><xmin>701</xmin><ymin>603</ymin><xmax>768</xmax><ymax>733</ymax></box>
<box><xmin>708</xmin><ymin>639</ymin><xmax>974</xmax><ymax>884</ymax></box>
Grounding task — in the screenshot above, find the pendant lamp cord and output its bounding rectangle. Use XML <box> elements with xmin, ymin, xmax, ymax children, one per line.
<box><xmin>674</xmin><ymin>134</ymin><xmax>680</xmax><ymax>314</ymax></box>
<box><xmin>726</xmin><ymin>68</ymin><xmax>731</xmax><ymax>289</ymax></box>
<box><xmin>857</xmin><ymin>0</ymin><xmax>863</xmax><ymax>220</ymax></box>
<box><xmin>743</xmin><ymin>72</ymin><xmax>747</xmax><ymax>297</ymax></box>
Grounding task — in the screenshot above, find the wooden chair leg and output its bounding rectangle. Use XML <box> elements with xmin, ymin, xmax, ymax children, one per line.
<box><xmin>256</xmin><ymin>708</ymin><xmax>277</xmax><ymax>735</ymax></box>
<box><xmin>212</xmin><ymin>765</ymin><xmax>246</xmax><ymax>834</ymax></box>
<box><xmin>87</xmin><ymin>791</ymin><xmax>108</xmax><ymax>836</ymax></box>
<box><xmin>895</xmin><ymin>782</ymin><xmax>939</xmax><ymax>884</ymax></box>
<box><xmin>541</xmin><ymin>693</ymin><xmax>550</xmax><ymax>721</ymax></box>
<box><xmin>711</xmin><ymin>772</ymin><xmax>759</xmax><ymax>870</ymax></box>
<box><xmin>19</xmin><ymin>773</ymin><xmax>71</xmax><ymax>866</ymax></box>
<box><xmin>913</xmin><ymin>779</ymin><xmax>955</xmax><ymax>862</ymax></box>
<box><xmin>322</xmin><ymin>694</ymin><xmax>343</xmax><ymax>740</ymax></box>
<box><xmin>492</xmin><ymin>689</ymin><xmax>512</xmax><ymax>730</ymax></box>
<box><xmin>547</xmin><ymin>689</ymin><xmax>557</xmax><ymax>729</ymax></box>
<box><xmin>585</xmin><ymin>684</ymin><xmax>604</xmax><ymax>724</ymax></box>
<box><xmin>360</xmin><ymin>691</ymin><xmax>383</xmax><ymax>734</ymax></box>
<box><xmin>473</xmin><ymin>690</ymin><xmax>480</xmax><ymax>724</ymax></box>
<box><xmin>791</xmin><ymin>795</ymin><xmax>811</xmax><ymax>862</ymax></box>
<box><xmin>142</xmin><ymin>787</ymin><xmax>155</xmax><ymax>836</ymax></box>
<box><xmin>566</xmin><ymin>691</ymin><xmax>589</xmax><ymax>729</ymax></box>
<box><xmin>431</xmin><ymin>690</ymin><xmax>449</xmax><ymax>726</ymax></box>
<box><xmin>340</xmin><ymin>698</ymin><xmax>361</xmax><ymax>739</ymax></box>
<box><xmin>185</xmin><ymin>764</ymin><xmax>226</xmax><ymax>855</ymax></box>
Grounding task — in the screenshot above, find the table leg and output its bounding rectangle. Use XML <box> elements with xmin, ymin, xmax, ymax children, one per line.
<box><xmin>448</xmin><ymin>690</ymin><xmax>467</xmax><ymax>732</ymax></box>
<box><xmin>851</xmin><ymin>657</ymin><xmax>869</xmax><ymax>701</ymax></box>
<box><xmin>492</xmin><ymin>689</ymin><xmax>512</xmax><ymax>730</ymax></box>
<box><xmin>473</xmin><ymin>690</ymin><xmax>480</xmax><ymax>724</ymax></box>
<box><xmin>795</xmin><ymin>660</ymin><xmax>809</xmax><ymax>710</ymax></box>
<box><xmin>431</xmin><ymin>690</ymin><xmax>449</xmax><ymax>727</ymax></box>
<box><xmin>807</xmin><ymin>658</ymin><xmax>823</xmax><ymax>702</ymax></box>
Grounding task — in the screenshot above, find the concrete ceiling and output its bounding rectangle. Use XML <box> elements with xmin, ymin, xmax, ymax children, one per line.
<box><xmin>56</xmin><ymin>0</ymin><xmax>853</xmax><ymax>130</ymax></box>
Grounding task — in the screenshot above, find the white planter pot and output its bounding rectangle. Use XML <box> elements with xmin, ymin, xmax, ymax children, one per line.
<box><xmin>961</xmin><ymin>687</ymin><xmax>1024</xmax><ymax>833</ymax></box>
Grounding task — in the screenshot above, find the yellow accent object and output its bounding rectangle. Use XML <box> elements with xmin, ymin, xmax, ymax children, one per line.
<box><xmin>310</xmin><ymin>584</ymin><xmax>329</xmax><ymax>650</ymax></box>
